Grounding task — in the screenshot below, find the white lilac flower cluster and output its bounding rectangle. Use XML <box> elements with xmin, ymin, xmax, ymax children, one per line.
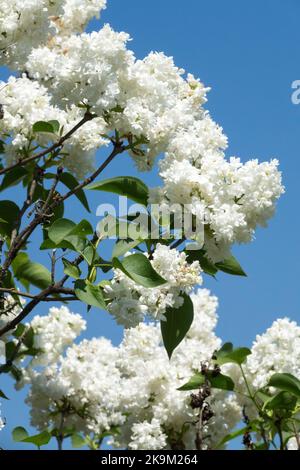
<box><xmin>104</xmin><ymin>244</ymin><xmax>202</xmax><ymax>327</ymax></box>
<box><xmin>230</xmin><ymin>317</ymin><xmax>300</xmax><ymax>430</ymax></box>
<box><xmin>0</xmin><ymin>1</ymin><xmax>283</xmax><ymax>246</ymax></box>
<box><xmin>245</xmin><ymin>317</ymin><xmax>300</xmax><ymax>390</ymax></box>
<box><xmin>288</xmin><ymin>438</ymin><xmax>299</xmax><ymax>451</ymax></box>
<box><xmin>27</xmin><ymin>306</ymin><xmax>86</xmax><ymax>366</ymax></box>
<box><xmin>0</xmin><ymin>1</ymin><xmax>107</xmax><ymax>69</ymax></box>
<box><xmin>150</xmin><ymin>146</ymin><xmax>284</xmax><ymax>263</ymax></box>
<box><xmin>19</xmin><ymin>289</ymin><xmax>241</xmax><ymax>450</ymax></box>
<box><xmin>0</xmin><ymin>76</ymin><xmax>110</xmax><ymax>178</ymax></box>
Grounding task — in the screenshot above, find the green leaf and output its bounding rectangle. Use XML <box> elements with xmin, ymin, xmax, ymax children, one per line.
<box><xmin>23</xmin><ymin>327</ymin><xmax>34</xmax><ymax>349</ymax></box>
<box><xmin>178</xmin><ymin>371</ymin><xmax>235</xmax><ymax>392</ymax></box>
<box><xmin>40</xmin><ymin>237</ymin><xmax>85</xmax><ymax>253</ymax></box>
<box><xmin>12</xmin><ymin>251</ymin><xmax>29</xmax><ymax>272</ymax></box>
<box><xmin>0</xmin><ymin>389</ymin><xmax>9</xmax><ymax>400</ymax></box>
<box><xmin>22</xmin><ymin>430</ymin><xmax>52</xmax><ymax>447</ymax></box>
<box><xmin>48</xmin><ymin>219</ymin><xmax>92</xmax><ymax>253</ymax></box>
<box><xmin>263</xmin><ymin>391</ymin><xmax>297</xmax><ymax>412</ymax></box>
<box><xmin>5</xmin><ymin>341</ymin><xmax>16</xmax><ymax>362</ymax></box>
<box><xmin>94</xmin><ymin>257</ymin><xmax>113</xmax><ymax>273</ymax></box>
<box><xmin>70</xmin><ymin>219</ymin><xmax>93</xmax><ymax>238</ymax></box>
<box><xmin>0</xmin><ymin>200</ymin><xmax>20</xmax><ymax>237</ymax></box>
<box><xmin>12</xmin><ymin>427</ymin><xmax>29</xmax><ymax>442</ymax></box>
<box><xmin>215</xmin><ymin>426</ymin><xmax>249</xmax><ymax>449</ymax></box>
<box><xmin>112</xmin><ymin>239</ymin><xmax>143</xmax><ymax>258</ymax></box>
<box><xmin>267</xmin><ymin>373</ymin><xmax>300</xmax><ymax>399</ymax></box>
<box><xmin>0</xmin><ymin>167</ymin><xmax>27</xmax><ymax>191</ymax></box>
<box><xmin>10</xmin><ymin>365</ymin><xmax>22</xmax><ymax>382</ymax></box>
<box><xmin>161</xmin><ymin>293</ymin><xmax>194</xmax><ymax>359</ymax></box>
<box><xmin>81</xmin><ymin>244</ymin><xmax>95</xmax><ymax>266</ymax></box>
<box><xmin>185</xmin><ymin>249</ymin><xmax>218</xmax><ymax>277</ymax></box>
<box><xmin>87</xmin><ymin>176</ymin><xmax>149</xmax><ymax>206</ymax></box>
<box><xmin>213</xmin><ymin>342</ymin><xmax>251</xmax><ymax>366</ymax></box>
<box><xmin>14</xmin><ymin>259</ymin><xmax>52</xmax><ymax>290</ymax></box>
<box><xmin>62</xmin><ymin>258</ymin><xmax>81</xmax><ymax>279</ymax></box>
<box><xmin>71</xmin><ymin>433</ymin><xmax>86</xmax><ymax>449</ymax></box>
<box><xmin>216</xmin><ymin>255</ymin><xmax>247</xmax><ymax>277</ymax></box>
<box><xmin>47</xmin><ymin>120</ymin><xmax>60</xmax><ymax>133</ymax></box>
<box><xmin>74</xmin><ymin>280</ymin><xmax>106</xmax><ymax>309</ymax></box>
<box><xmin>113</xmin><ymin>254</ymin><xmax>166</xmax><ymax>288</ymax></box>
<box><xmin>48</xmin><ymin>218</ymin><xmax>76</xmax><ymax>244</ymax></box>
<box><xmin>177</xmin><ymin>373</ymin><xmax>205</xmax><ymax>391</ymax></box>
<box><xmin>60</xmin><ymin>172</ymin><xmax>90</xmax><ymax>212</ymax></box>
<box><xmin>32</xmin><ymin>121</ymin><xmax>57</xmax><ymax>134</ymax></box>
<box><xmin>97</xmin><ymin>215</ymin><xmax>130</xmax><ymax>239</ymax></box>
<box><xmin>40</xmin><ymin>239</ymin><xmax>59</xmax><ymax>250</ymax></box>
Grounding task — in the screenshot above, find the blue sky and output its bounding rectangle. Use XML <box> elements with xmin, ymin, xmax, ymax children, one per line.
<box><xmin>1</xmin><ymin>0</ymin><xmax>300</xmax><ymax>449</ymax></box>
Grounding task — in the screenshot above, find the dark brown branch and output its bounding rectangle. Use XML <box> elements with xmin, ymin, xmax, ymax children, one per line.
<box><xmin>0</xmin><ymin>144</ymin><xmax>124</xmax><ymax>285</ymax></box>
<box><xmin>0</xmin><ymin>138</ymin><xmax>124</xmax><ymax>336</ymax></box>
<box><xmin>0</xmin><ymin>284</ymin><xmax>77</xmax><ymax>337</ymax></box>
<box><xmin>43</xmin><ymin>296</ymin><xmax>78</xmax><ymax>302</ymax></box>
<box><xmin>56</xmin><ymin>142</ymin><xmax>124</xmax><ymax>206</ymax></box>
<box><xmin>0</xmin><ymin>233</ymin><xmax>100</xmax><ymax>337</ymax></box>
<box><xmin>0</xmin><ymin>287</ymin><xmax>75</xmax><ymax>300</ymax></box>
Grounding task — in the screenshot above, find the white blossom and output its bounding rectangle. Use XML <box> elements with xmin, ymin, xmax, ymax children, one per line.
<box><xmin>152</xmin><ymin>146</ymin><xmax>284</xmax><ymax>262</ymax></box>
<box><xmin>26</xmin><ymin>305</ymin><xmax>86</xmax><ymax>366</ymax></box>
<box><xmin>0</xmin><ymin>0</ymin><xmax>107</xmax><ymax>69</ymax></box>
<box><xmin>287</xmin><ymin>438</ymin><xmax>299</xmax><ymax>450</ymax></box>
<box><xmin>0</xmin><ymin>76</ymin><xmax>109</xmax><ymax>177</ymax></box>
<box><xmin>128</xmin><ymin>419</ymin><xmax>167</xmax><ymax>450</ymax></box>
<box><xmin>20</xmin><ymin>289</ymin><xmax>241</xmax><ymax>449</ymax></box>
<box><xmin>245</xmin><ymin>318</ymin><xmax>300</xmax><ymax>389</ymax></box>
<box><xmin>104</xmin><ymin>244</ymin><xmax>202</xmax><ymax>327</ymax></box>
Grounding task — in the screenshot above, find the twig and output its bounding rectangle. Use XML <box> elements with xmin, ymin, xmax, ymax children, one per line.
<box><xmin>276</xmin><ymin>420</ymin><xmax>285</xmax><ymax>450</ymax></box>
<box><xmin>50</xmin><ymin>250</ymin><xmax>57</xmax><ymax>285</ymax></box>
<box><xmin>292</xmin><ymin>422</ymin><xmax>300</xmax><ymax>450</ymax></box>
<box><xmin>0</xmin><ymin>287</ymin><xmax>75</xmax><ymax>300</ymax></box>
<box><xmin>56</xmin><ymin>412</ymin><xmax>66</xmax><ymax>451</ymax></box>
<box><xmin>195</xmin><ymin>408</ymin><xmax>204</xmax><ymax>450</ymax></box>
<box><xmin>0</xmin><ymin>286</ymin><xmax>76</xmax><ymax>337</ymax></box>
<box><xmin>0</xmin><ymin>144</ymin><xmax>124</xmax><ymax>286</ymax></box>
<box><xmin>55</xmin><ymin>143</ymin><xmax>124</xmax><ymax>206</ymax></box>
<box><xmin>0</xmin><ymin>112</ymin><xmax>96</xmax><ymax>175</ymax></box>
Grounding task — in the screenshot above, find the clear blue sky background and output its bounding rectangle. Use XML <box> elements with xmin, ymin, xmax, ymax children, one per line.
<box><xmin>1</xmin><ymin>0</ymin><xmax>300</xmax><ymax>450</ymax></box>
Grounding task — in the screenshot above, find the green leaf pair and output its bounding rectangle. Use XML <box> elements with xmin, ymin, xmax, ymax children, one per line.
<box><xmin>213</xmin><ymin>342</ymin><xmax>251</xmax><ymax>366</ymax></box>
<box><xmin>32</xmin><ymin>120</ymin><xmax>60</xmax><ymax>134</ymax></box>
<box><xmin>87</xmin><ymin>175</ymin><xmax>149</xmax><ymax>207</ymax></box>
<box><xmin>186</xmin><ymin>249</ymin><xmax>247</xmax><ymax>277</ymax></box>
<box><xmin>12</xmin><ymin>252</ymin><xmax>52</xmax><ymax>290</ymax></box>
<box><xmin>112</xmin><ymin>253</ymin><xmax>166</xmax><ymax>288</ymax></box>
<box><xmin>12</xmin><ymin>426</ymin><xmax>51</xmax><ymax>447</ymax></box>
<box><xmin>178</xmin><ymin>371</ymin><xmax>235</xmax><ymax>392</ymax></box>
